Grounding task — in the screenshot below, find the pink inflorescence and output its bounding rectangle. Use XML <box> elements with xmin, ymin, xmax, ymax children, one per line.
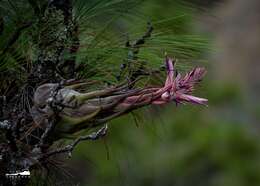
<box><xmin>120</xmin><ymin>57</ymin><xmax>208</xmax><ymax>108</ymax></box>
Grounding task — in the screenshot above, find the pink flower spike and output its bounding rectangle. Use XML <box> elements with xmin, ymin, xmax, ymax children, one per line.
<box><xmin>164</xmin><ymin>57</ymin><xmax>175</xmax><ymax>87</ymax></box>
<box><xmin>160</xmin><ymin>57</ymin><xmax>208</xmax><ymax>106</ymax></box>
<box><xmin>110</xmin><ymin>56</ymin><xmax>207</xmax><ymax>112</ymax></box>
<box><xmin>175</xmin><ymin>94</ymin><xmax>208</xmax><ymax>105</ymax></box>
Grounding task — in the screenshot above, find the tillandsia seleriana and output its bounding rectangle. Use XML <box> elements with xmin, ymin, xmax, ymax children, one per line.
<box><xmin>32</xmin><ymin>56</ymin><xmax>207</xmax><ymax>141</ymax></box>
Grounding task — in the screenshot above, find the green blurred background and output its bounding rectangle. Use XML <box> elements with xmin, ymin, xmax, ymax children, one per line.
<box><xmin>65</xmin><ymin>0</ymin><xmax>260</xmax><ymax>185</ymax></box>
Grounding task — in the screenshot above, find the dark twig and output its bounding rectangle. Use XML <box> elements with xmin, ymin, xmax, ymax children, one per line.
<box><xmin>132</xmin><ymin>22</ymin><xmax>153</xmax><ymax>47</ymax></box>
<box><xmin>41</xmin><ymin>124</ymin><xmax>108</xmax><ymax>159</ymax></box>
<box><xmin>118</xmin><ymin>22</ymin><xmax>153</xmax><ymax>82</ymax></box>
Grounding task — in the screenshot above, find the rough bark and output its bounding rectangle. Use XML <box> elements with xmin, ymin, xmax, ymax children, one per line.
<box><xmin>0</xmin><ymin>1</ymin><xmax>79</xmax><ymax>185</ymax></box>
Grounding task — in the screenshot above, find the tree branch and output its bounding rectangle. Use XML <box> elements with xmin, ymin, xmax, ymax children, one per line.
<box><xmin>118</xmin><ymin>22</ymin><xmax>153</xmax><ymax>82</ymax></box>
<box><xmin>40</xmin><ymin>124</ymin><xmax>108</xmax><ymax>159</ymax></box>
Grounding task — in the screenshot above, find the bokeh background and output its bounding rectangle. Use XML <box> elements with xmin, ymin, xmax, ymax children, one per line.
<box><xmin>65</xmin><ymin>0</ymin><xmax>260</xmax><ymax>185</ymax></box>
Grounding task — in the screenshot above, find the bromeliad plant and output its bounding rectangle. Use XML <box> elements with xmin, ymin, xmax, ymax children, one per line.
<box><xmin>0</xmin><ymin>0</ymin><xmax>208</xmax><ymax>185</ymax></box>
<box><xmin>32</xmin><ymin>57</ymin><xmax>207</xmax><ymax>140</ymax></box>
